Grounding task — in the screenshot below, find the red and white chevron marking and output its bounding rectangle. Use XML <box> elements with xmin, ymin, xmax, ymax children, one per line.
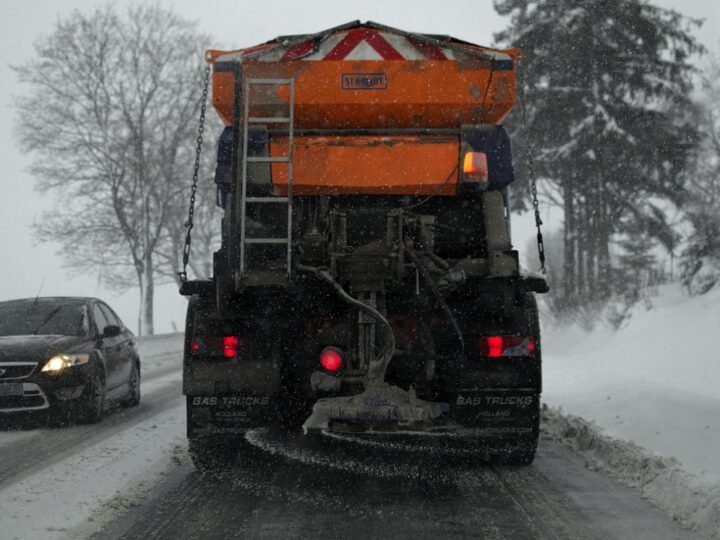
<box><xmin>215</xmin><ymin>27</ymin><xmax>512</xmax><ymax>64</ymax></box>
<box><xmin>280</xmin><ymin>28</ymin><xmax>450</xmax><ymax>61</ymax></box>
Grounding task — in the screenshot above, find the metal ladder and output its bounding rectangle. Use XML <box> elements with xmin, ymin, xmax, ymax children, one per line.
<box><xmin>239</xmin><ymin>78</ymin><xmax>295</xmax><ymax>280</ymax></box>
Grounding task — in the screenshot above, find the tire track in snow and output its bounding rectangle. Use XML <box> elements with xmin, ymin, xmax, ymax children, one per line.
<box><xmin>106</xmin><ymin>430</ymin><xmax>616</xmax><ymax>539</ymax></box>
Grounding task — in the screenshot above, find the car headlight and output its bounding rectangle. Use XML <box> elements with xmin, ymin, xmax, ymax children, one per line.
<box><xmin>41</xmin><ymin>353</ymin><xmax>90</xmax><ymax>372</ymax></box>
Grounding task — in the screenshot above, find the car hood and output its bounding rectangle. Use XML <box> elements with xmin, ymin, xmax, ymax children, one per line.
<box><xmin>0</xmin><ymin>335</ymin><xmax>89</xmax><ymax>364</ymax></box>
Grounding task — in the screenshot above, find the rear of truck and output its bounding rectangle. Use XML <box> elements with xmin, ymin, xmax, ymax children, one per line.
<box><xmin>181</xmin><ymin>21</ymin><xmax>548</xmax><ymax>467</ymax></box>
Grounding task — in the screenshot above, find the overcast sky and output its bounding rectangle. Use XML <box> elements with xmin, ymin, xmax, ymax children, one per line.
<box><xmin>0</xmin><ymin>0</ymin><xmax>718</xmax><ymax>333</ymax></box>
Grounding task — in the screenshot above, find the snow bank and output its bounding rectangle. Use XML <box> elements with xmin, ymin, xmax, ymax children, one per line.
<box><xmin>542</xmin><ymin>406</ymin><xmax>720</xmax><ymax>539</ymax></box>
<box><xmin>542</xmin><ymin>283</ymin><xmax>720</xmax><ymax>538</ymax></box>
<box><xmin>0</xmin><ymin>404</ymin><xmax>186</xmax><ymax>540</ymax></box>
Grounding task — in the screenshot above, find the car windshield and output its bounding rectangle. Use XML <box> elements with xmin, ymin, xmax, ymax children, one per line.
<box><xmin>0</xmin><ymin>302</ymin><xmax>89</xmax><ymax>337</ymax></box>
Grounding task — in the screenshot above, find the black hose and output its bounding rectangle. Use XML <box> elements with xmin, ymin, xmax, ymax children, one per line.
<box><xmin>296</xmin><ymin>264</ymin><xmax>395</xmax><ymax>381</ymax></box>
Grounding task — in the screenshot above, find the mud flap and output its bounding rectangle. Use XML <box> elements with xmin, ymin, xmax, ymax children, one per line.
<box><xmin>186</xmin><ymin>395</ymin><xmax>277</xmax><ymax>437</ymax></box>
<box><xmin>446</xmin><ymin>390</ymin><xmax>540</xmax><ymax>442</ymax></box>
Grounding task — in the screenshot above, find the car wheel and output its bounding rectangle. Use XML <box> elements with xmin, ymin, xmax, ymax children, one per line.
<box><xmin>123</xmin><ymin>361</ymin><xmax>141</xmax><ymax>408</ymax></box>
<box><xmin>80</xmin><ymin>369</ymin><xmax>106</xmax><ymax>424</ymax></box>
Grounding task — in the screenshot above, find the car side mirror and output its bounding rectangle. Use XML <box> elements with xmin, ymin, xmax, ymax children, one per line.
<box><xmin>103</xmin><ymin>325</ymin><xmax>122</xmax><ymax>338</ymax></box>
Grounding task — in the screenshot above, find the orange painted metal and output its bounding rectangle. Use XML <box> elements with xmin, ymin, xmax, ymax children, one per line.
<box><xmin>269</xmin><ymin>135</ymin><xmax>459</xmax><ymax>196</ymax></box>
<box><xmin>205</xmin><ymin>25</ymin><xmax>519</xmax><ymax>195</ymax></box>
<box><xmin>209</xmin><ymin>59</ymin><xmax>518</xmax><ymax>129</ymax></box>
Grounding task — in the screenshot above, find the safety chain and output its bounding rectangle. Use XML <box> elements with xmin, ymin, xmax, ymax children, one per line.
<box><xmin>179</xmin><ymin>63</ymin><xmax>211</xmax><ymax>283</ymax></box>
<box><xmin>517</xmin><ymin>57</ymin><xmax>546</xmax><ymax>274</ymax></box>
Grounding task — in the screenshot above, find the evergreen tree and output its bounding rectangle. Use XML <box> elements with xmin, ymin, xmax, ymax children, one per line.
<box><xmin>495</xmin><ymin>0</ymin><xmax>702</xmax><ymax>310</ymax></box>
<box><xmin>682</xmin><ymin>54</ymin><xmax>720</xmax><ymax>295</ymax></box>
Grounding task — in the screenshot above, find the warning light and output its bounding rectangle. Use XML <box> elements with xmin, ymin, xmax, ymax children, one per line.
<box><xmin>320</xmin><ymin>347</ymin><xmax>343</xmax><ymax>372</ymax></box>
<box><xmin>462</xmin><ymin>151</ymin><xmax>488</xmax><ymax>179</ymax></box>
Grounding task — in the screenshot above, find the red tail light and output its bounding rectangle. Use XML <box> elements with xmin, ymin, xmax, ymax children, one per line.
<box><xmin>486</xmin><ymin>336</ymin><xmax>504</xmax><ymax>358</ymax></box>
<box><xmin>320</xmin><ymin>347</ymin><xmax>343</xmax><ymax>372</ymax></box>
<box><xmin>191</xmin><ymin>336</ymin><xmax>242</xmax><ymax>359</ymax></box>
<box><xmin>477</xmin><ymin>336</ymin><xmax>535</xmax><ymax>358</ymax></box>
<box><xmin>222</xmin><ymin>336</ymin><xmax>240</xmax><ymax>358</ymax></box>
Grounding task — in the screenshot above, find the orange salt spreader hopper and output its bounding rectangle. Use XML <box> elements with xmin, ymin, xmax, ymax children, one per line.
<box><xmin>206</xmin><ymin>21</ymin><xmax>520</xmax><ymax>196</ymax></box>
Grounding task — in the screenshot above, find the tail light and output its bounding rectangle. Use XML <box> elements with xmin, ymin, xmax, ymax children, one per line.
<box><xmin>477</xmin><ymin>336</ymin><xmax>535</xmax><ymax>358</ymax></box>
<box><xmin>191</xmin><ymin>336</ymin><xmax>243</xmax><ymax>359</ymax></box>
<box><xmin>320</xmin><ymin>346</ymin><xmax>343</xmax><ymax>372</ymax></box>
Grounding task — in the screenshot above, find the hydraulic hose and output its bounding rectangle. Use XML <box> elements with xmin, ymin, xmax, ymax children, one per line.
<box><xmin>296</xmin><ymin>264</ymin><xmax>396</xmax><ymax>382</ymax></box>
<box><xmin>406</xmin><ymin>250</ymin><xmax>465</xmax><ymax>353</ymax></box>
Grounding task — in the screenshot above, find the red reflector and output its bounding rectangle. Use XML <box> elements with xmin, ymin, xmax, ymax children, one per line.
<box><xmin>191</xmin><ymin>339</ymin><xmax>199</xmax><ymax>353</ymax></box>
<box><xmin>320</xmin><ymin>347</ymin><xmax>343</xmax><ymax>371</ymax></box>
<box><xmin>477</xmin><ymin>336</ymin><xmax>535</xmax><ymax>358</ymax></box>
<box><xmin>222</xmin><ymin>336</ymin><xmax>239</xmax><ymax>358</ymax></box>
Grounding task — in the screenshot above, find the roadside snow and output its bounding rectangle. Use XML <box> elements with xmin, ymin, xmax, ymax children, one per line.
<box><xmin>542</xmin><ymin>406</ymin><xmax>720</xmax><ymax>539</ymax></box>
<box><xmin>0</xmin><ymin>333</ymin><xmax>185</xmax><ymax>539</ymax></box>
<box><xmin>0</xmin><ymin>403</ymin><xmax>186</xmax><ymax>540</ymax></box>
<box><xmin>542</xmin><ymin>283</ymin><xmax>720</xmax><ymax>538</ymax></box>
<box><xmin>136</xmin><ymin>332</ymin><xmax>184</xmax><ymax>377</ymax></box>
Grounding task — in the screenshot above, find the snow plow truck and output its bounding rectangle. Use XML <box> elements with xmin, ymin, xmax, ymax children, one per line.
<box><xmin>180</xmin><ymin>21</ymin><xmax>548</xmax><ymax>468</ymax></box>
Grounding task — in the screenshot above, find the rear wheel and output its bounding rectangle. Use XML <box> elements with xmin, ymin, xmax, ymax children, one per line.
<box><xmin>188</xmin><ymin>435</ymin><xmax>239</xmax><ymax>472</ymax></box>
<box><xmin>496</xmin><ymin>401</ymin><xmax>540</xmax><ymax>465</ymax></box>
<box><xmin>505</xmin><ymin>443</ymin><xmax>537</xmax><ymax>465</ymax></box>
<box><xmin>186</xmin><ymin>395</ymin><xmax>240</xmax><ymax>472</ymax></box>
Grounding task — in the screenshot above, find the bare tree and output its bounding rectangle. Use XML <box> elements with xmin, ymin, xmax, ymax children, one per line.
<box><xmin>156</xmin><ymin>126</ymin><xmax>224</xmax><ymax>286</ymax></box>
<box><xmin>15</xmin><ymin>4</ymin><xmax>219</xmax><ymax>334</ymax></box>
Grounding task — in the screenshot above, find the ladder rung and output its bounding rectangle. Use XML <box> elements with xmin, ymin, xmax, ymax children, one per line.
<box><xmin>247</xmin><ymin>78</ymin><xmax>292</xmax><ymax>85</ymax></box>
<box><xmin>247</xmin><ymin>156</ymin><xmax>291</xmax><ymax>163</ymax></box>
<box><xmin>245</xmin><ymin>197</ymin><xmax>289</xmax><ymax>203</ymax></box>
<box><xmin>245</xmin><ymin>238</ymin><xmax>289</xmax><ymax>244</ymax></box>
<box><xmin>248</xmin><ymin>117</ymin><xmax>291</xmax><ymax>123</ymax></box>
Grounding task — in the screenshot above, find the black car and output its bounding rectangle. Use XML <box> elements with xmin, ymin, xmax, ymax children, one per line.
<box><xmin>0</xmin><ymin>297</ymin><xmax>140</xmax><ymax>423</ymax></box>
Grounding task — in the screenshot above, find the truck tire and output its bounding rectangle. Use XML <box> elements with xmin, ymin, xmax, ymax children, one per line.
<box><xmin>495</xmin><ymin>402</ymin><xmax>540</xmax><ymax>465</ymax></box>
<box><xmin>188</xmin><ymin>435</ymin><xmax>238</xmax><ymax>472</ymax></box>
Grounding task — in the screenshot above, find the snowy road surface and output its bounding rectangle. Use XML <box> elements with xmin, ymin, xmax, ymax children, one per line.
<box><xmin>0</xmin><ymin>333</ymin><xmax>704</xmax><ymax>539</ymax></box>
<box><xmin>94</xmin><ymin>433</ymin><xmax>698</xmax><ymax>540</ymax></box>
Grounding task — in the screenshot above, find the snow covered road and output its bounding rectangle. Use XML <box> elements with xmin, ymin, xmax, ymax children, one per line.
<box><xmin>92</xmin><ymin>429</ymin><xmax>697</xmax><ymax>540</ymax></box>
